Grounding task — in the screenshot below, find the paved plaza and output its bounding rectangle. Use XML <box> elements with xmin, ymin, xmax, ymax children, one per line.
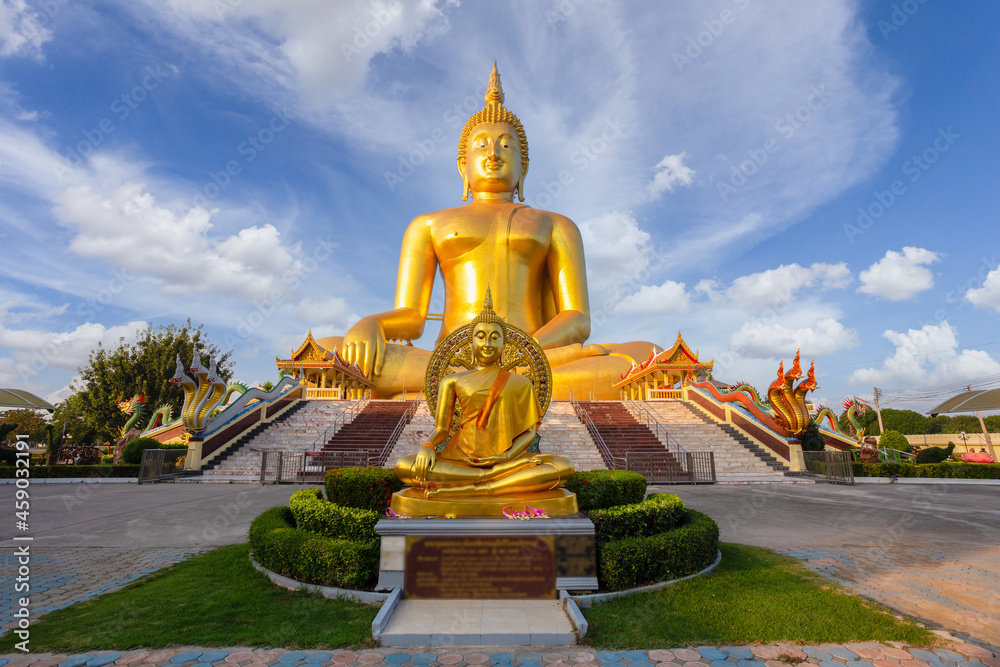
<box><xmin>664</xmin><ymin>483</ymin><xmax>1000</xmax><ymax>648</ymax></box>
<box><xmin>1</xmin><ymin>481</ymin><xmax>999</xmax><ymax>659</ymax></box>
<box><xmin>0</xmin><ymin>644</ymin><xmax>998</xmax><ymax>667</ymax></box>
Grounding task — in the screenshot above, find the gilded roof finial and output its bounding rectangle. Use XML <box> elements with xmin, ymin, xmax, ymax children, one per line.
<box><xmin>485</xmin><ymin>61</ymin><xmax>504</xmax><ymax>106</ymax></box>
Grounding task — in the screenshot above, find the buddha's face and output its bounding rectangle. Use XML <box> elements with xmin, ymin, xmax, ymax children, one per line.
<box><xmin>462</xmin><ymin>122</ymin><xmax>522</xmax><ymax>195</ymax></box>
<box><xmin>472</xmin><ymin>322</ymin><xmax>504</xmax><ymax>366</ymax></box>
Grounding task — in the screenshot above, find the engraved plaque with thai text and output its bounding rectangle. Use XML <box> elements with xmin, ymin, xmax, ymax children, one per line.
<box><xmin>404</xmin><ymin>535</ymin><xmax>556</xmax><ymax>599</ymax></box>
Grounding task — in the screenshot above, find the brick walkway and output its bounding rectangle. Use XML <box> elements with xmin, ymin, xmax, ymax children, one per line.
<box><xmin>0</xmin><ymin>548</ymin><xmax>202</xmax><ymax>631</ymax></box>
<box><xmin>2</xmin><ymin>643</ymin><xmax>997</xmax><ymax>667</ymax></box>
<box><xmin>784</xmin><ymin>545</ymin><xmax>1000</xmax><ymax>647</ymax></box>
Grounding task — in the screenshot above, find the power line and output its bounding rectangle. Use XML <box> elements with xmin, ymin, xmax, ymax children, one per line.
<box><xmin>877</xmin><ymin>372</ymin><xmax>1000</xmax><ymax>404</ymax></box>
<box><xmin>822</xmin><ymin>341</ymin><xmax>999</xmax><ymax>369</ymax></box>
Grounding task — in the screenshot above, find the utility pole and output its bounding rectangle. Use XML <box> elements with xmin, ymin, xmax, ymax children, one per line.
<box><xmin>872</xmin><ymin>386</ymin><xmax>886</xmax><ymax>434</ymax></box>
<box><xmin>976</xmin><ymin>411</ymin><xmax>996</xmax><ymax>460</ymax></box>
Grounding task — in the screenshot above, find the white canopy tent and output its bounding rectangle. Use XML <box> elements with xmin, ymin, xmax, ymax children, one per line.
<box><xmin>0</xmin><ymin>388</ymin><xmax>56</xmax><ymax>412</ymax></box>
<box><xmin>928</xmin><ymin>389</ymin><xmax>998</xmax><ymax>459</ymax></box>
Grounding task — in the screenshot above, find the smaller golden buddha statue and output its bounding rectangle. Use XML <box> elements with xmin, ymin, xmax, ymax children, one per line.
<box><xmin>391</xmin><ymin>290</ymin><xmax>577</xmax><ymax>516</ymax></box>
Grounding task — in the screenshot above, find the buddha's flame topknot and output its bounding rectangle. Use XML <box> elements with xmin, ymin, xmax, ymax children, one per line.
<box><xmin>485</xmin><ymin>61</ymin><xmax>504</xmax><ymax>105</ymax></box>
<box><xmin>471</xmin><ymin>286</ymin><xmax>505</xmax><ymax>326</ymax></box>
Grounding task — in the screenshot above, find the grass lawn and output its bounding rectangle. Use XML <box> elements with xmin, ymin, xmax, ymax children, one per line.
<box><xmin>583</xmin><ymin>542</ymin><xmax>934</xmax><ymax>648</ymax></box>
<box><xmin>0</xmin><ymin>542</ymin><xmax>934</xmax><ymax>652</ymax></box>
<box><xmin>0</xmin><ymin>545</ymin><xmax>377</xmax><ymax>653</ymax></box>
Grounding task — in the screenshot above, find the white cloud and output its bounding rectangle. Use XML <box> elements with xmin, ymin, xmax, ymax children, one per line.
<box><xmin>128</xmin><ymin>0</ymin><xmax>452</xmax><ymax>109</ymax></box>
<box><xmin>616</xmin><ymin>280</ymin><xmax>690</xmax><ymax>315</ymax></box>
<box><xmin>579</xmin><ymin>210</ymin><xmax>653</xmax><ymax>281</ymax></box>
<box><xmin>725</xmin><ymin>262</ymin><xmax>852</xmax><ymax>309</ymax></box>
<box><xmin>0</xmin><ymin>319</ymin><xmax>148</xmax><ymax>381</ymax></box>
<box><xmin>292</xmin><ymin>296</ymin><xmax>357</xmax><ymax>330</ymax></box>
<box><xmin>848</xmin><ymin>321</ymin><xmax>1000</xmax><ymax>387</ymax></box>
<box><xmin>648</xmin><ymin>152</ymin><xmax>695</xmax><ymax>197</ymax></box>
<box><xmin>858</xmin><ymin>247</ymin><xmax>940</xmax><ymax>300</ymax></box>
<box><xmin>0</xmin><ymin>301</ymin><xmax>68</xmax><ymax>324</ymax></box>
<box><xmin>967</xmin><ymin>267</ymin><xmax>1000</xmax><ymax>312</ymax></box>
<box><xmin>0</xmin><ymin>117</ymin><xmax>74</xmax><ymax>199</ymax></box>
<box><xmin>0</xmin><ymin>119</ymin><xmax>306</xmax><ymax>305</ymax></box>
<box><xmin>731</xmin><ymin>316</ymin><xmax>858</xmax><ymax>359</ymax></box>
<box><xmin>0</xmin><ymin>0</ymin><xmax>52</xmax><ymax>59</ymax></box>
<box><xmin>54</xmin><ymin>182</ymin><xmax>303</xmax><ymax>302</ymax></box>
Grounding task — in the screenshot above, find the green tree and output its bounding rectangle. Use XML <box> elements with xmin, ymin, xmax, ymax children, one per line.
<box><xmin>878</xmin><ymin>408</ymin><xmax>930</xmax><ymax>435</ymax></box>
<box><xmin>879</xmin><ymin>429</ymin><xmax>911</xmax><ymax>453</ymax></box>
<box><xmin>0</xmin><ymin>423</ymin><xmax>18</xmax><ymax>444</ymax></box>
<box><xmin>927</xmin><ymin>415</ymin><xmax>952</xmax><ymax>434</ymax></box>
<box><xmin>45</xmin><ymin>424</ymin><xmax>59</xmax><ymax>465</ymax></box>
<box><xmin>800</xmin><ymin>422</ymin><xmax>826</xmax><ymax>451</ymax></box>
<box><xmin>71</xmin><ymin>320</ymin><xmax>234</xmax><ymax>436</ymax></box>
<box><xmin>0</xmin><ymin>408</ymin><xmax>49</xmax><ymax>443</ymax></box>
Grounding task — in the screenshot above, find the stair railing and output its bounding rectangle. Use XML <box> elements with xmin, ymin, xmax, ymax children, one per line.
<box><xmin>570</xmin><ymin>392</ymin><xmax>626</xmax><ymax>470</ymax></box>
<box><xmin>310</xmin><ymin>396</ymin><xmax>370</xmax><ymax>450</ymax></box>
<box><xmin>878</xmin><ymin>446</ymin><xmax>914</xmax><ymax>462</ymax></box>
<box><xmin>621</xmin><ymin>397</ymin><xmax>688</xmax><ymax>453</ymax></box>
<box><xmin>376</xmin><ymin>400</ymin><xmax>420</xmax><ymax>467</ymax></box>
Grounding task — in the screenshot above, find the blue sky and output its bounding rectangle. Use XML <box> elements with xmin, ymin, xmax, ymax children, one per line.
<box><xmin>1</xmin><ymin>0</ymin><xmax>998</xmax><ymax>414</ymax></box>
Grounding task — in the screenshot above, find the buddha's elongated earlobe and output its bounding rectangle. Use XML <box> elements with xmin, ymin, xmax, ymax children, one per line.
<box><xmin>458</xmin><ymin>158</ymin><xmax>470</xmax><ymax>201</ymax></box>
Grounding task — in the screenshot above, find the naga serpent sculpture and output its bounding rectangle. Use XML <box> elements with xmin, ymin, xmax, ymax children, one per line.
<box><xmin>812</xmin><ymin>397</ymin><xmax>870</xmax><ymax>442</ymax></box>
<box><xmin>116</xmin><ymin>393</ymin><xmax>147</xmax><ymax>439</ymax></box>
<box><xmin>690</xmin><ymin>350</ymin><xmax>819</xmax><ymax>438</ymax></box>
<box><xmin>170</xmin><ymin>352</ymin><xmax>251</xmax><ymax>433</ymax></box>
<box><xmin>719</xmin><ymin>382</ymin><xmax>771</xmax><ymax>412</ymax></box>
<box><xmin>767</xmin><ymin>351</ymin><xmax>818</xmax><ymax>437</ymax></box>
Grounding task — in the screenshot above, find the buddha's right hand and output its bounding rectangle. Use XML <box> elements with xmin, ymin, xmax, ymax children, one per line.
<box><xmin>412</xmin><ymin>445</ymin><xmax>436</xmax><ymax>483</ymax></box>
<box><xmin>341</xmin><ymin>315</ymin><xmax>386</xmax><ymax>377</ymax></box>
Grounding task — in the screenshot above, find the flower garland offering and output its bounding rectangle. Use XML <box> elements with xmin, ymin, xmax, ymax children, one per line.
<box><xmin>385</xmin><ymin>508</ymin><xmax>410</xmax><ymax>519</ymax></box>
<box><xmin>502</xmin><ymin>505</ymin><xmax>549</xmax><ymax>520</ymax></box>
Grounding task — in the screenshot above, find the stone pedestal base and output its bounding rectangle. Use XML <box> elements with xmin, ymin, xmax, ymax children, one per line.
<box><xmin>375</xmin><ymin>514</ymin><xmax>598</xmax><ymax>594</ymax></box>
<box><xmin>389</xmin><ymin>487</ymin><xmax>579</xmax><ymax>517</ymax></box>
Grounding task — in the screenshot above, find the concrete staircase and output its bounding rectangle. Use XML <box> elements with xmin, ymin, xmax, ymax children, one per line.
<box><xmin>538</xmin><ymin>401</ymin><xmax>606</xmax><ymax>471</ymax></box>
<box><xmin>385</xmin><ymin>401</ymin><xmax>606</xmax><ymax>471</ymax></box>
<box><xmin>576</xmin><ymin>401</ymin><xmax>685</xmax><ymax>477</ymax></box>
<box><xmin>387</xmin><ymin>401</ymin><xmax>435</xmax><ymax>465</ymax></box>
<box><xmin>198</xmin><ymin>400</ymin><xmax>360</xmax><ymax>482</ymax></box>
<box><xmin>638</xmin><ymin>401</ymin><xmax>796</xmax><ymax>482</ymax></box>
<box><xmin>322</xmin><ymin>400</ymin><xmax>417</xmax><ymax>464</ymax></box>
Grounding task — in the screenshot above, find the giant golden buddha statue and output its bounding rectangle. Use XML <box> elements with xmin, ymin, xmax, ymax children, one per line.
<box><xmin>318</xmin><ymin>63</ymin><xmax>647</xmax><ymax>400</ymax></box>
<box><xmin>390</xmin><ymin>289</ymin><xmax>577</xmax><ymax>516</ymax></box>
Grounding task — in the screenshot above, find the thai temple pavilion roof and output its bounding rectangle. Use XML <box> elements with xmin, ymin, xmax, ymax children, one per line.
<box><xmin>612</xmin><ymin>331</ymin><xmax>714</xmax><ymax>391</ymax></box>
<box><xmin>275</xmin><ymin>331</ymin><xmax>374</xmax><ymax>389</ymax></box>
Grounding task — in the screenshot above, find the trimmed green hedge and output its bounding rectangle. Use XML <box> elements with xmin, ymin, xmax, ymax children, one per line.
<box><xmin>565</xmin><ymin>469</ymin><xmax>647</xmax><ymax>512</ymax></box>
<box><xmin>0</xmin><ymin>465</ymin><xmax>141</xmax><ymax>478</ymax></box>
<box><xmin>122</xmin><ymin>437</ymin><xmax>163</xmax><ymax>464</ymax></box>
<box><xmin>121</xmin><ymin>438</ymin><xmax>188</xmax><ymax>465</ymax></box>
<box><xmin>914</xmin><ymin>444</ymin><xmax>955</xmax><ymax>464</ymax></box>
<box><xmin>597</xmin><ymin>509</ymin><xmax>720</xmax><ymax>591</ymax></box>
<box><xmin>248</xmin><ymin>506</ymin><xmax>379</xmax><ymax>590</ymax></box>
<box><xmin>854</xmin><ymin>461</ymin><xmax>1000</xmax><ymax>479</ymax></box>
<box><xmin>289</xmin><ymin>488</ymin><xmax>379</xmax><ymax>541</ymax></box>
<box><xmin>589</xmin><ymin>493</ymin><xmax>686</xmax><ymax>545</ymax></box>
<box><xmin>324</xmin><ymin>467</ymin><xmax>403</xmax><ymax>513</ymax></box>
